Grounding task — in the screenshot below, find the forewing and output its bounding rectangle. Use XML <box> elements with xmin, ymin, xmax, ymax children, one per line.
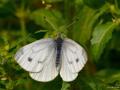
<box><xmin>60</xmin><ymin>38</ymin><xmax>87</xmax><ymax>82</ymax></box>
<box><xmin>14</xmin><ymin>38</ymin><xmax>55</xmax><ymax>72</ymax></box>
<box><xmin>30</xmin><ymin>47</ymin><xmax>58</xmax><ymax>82</ymax></box>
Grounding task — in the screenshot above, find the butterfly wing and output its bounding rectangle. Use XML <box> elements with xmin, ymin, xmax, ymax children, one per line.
<box><xmin>29</xmin><ymin>47</ymin><xmax>58</xmax><ymax>82</ymax></box>
<box><xmin>60</xmin><ymin>38</ymin><xmax>87</xmax><ymax>82</ymax></box>
<box><xmin>14</xmin><ymin>38</ymin><xmax>55</xmax><ymax>72</ymax></box>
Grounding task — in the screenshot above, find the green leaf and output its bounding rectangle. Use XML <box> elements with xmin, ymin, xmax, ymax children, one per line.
<box><xmin>30</xmin><ymin>9</ymin><xmax>64</xmax><ymax>31</ymax></box>
<box><xmin>0</xmin><ymin>88</ymin><xmax>5</xmax><ymax>90</ymax></box>
<box><xmin>77</xmin><ymin>73</ymin><xmax>106</xmax><ymax>90</ymax></box>
<box><xmin>29</xmin><ymin>77</ymin><xmax>62</xmax><ymax>90</ymax></box>
<box><xmin>61</xmin><ymin>82</ymin><xmax>70</xmax><ymax>90</ymax></box>
<box><xmin>72</xmin><ymin>5</ymin><xmax>108</xmax><ymax>45</ymax></box>
<box><xmin>16</xmin><ymin>78</ymin><xmax>27</xmax><ymax>86</ymax></box>
<box><xmin>96</xmin><ymin>69</ymin><xmax>120</xmax><ymax>89</ymax></box>
<box><xmin>110</xmin><ymin>30</ymin><xmax>120</xmax><ymax>51</ymax></box>
<box><xmin>6</xmin><ymin>80</ymin><xmax>14</xmax><ymax>90</ymax></box>
<box><xmin>91</xmin><ymin>22</ymin><xmax>117</xmax><ymax>61</ymax></box>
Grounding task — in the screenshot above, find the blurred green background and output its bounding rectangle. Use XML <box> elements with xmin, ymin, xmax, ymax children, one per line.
<box><xmin>0</xmin><ymin>0</ymin><xmax>120</xmax><ymax>90</ymax></box>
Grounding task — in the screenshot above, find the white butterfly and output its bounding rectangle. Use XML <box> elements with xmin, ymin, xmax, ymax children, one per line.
<box><xmin>15</xmin><ymin>37</ymin><xmax>87</xmax><ymax>82</ymax></box>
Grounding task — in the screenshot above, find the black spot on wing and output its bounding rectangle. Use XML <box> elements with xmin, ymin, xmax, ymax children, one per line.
<box><xmin>28</xmin><ymin>57</ymin><xmax>32</xmax><ymax>62</ymax></box>
<box><xmin>76</xmin><ymin>58</ymin><xmax>79</xmax><ymax>63</ymax></box>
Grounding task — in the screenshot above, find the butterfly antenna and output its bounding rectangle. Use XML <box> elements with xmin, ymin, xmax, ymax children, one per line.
<box><xmin>43</xmin><ymin>16</ymin><xmax>58</xmax><ymax>31</ymax></box>
<box><xmin>66</xmin><ymin>17</ymin><xmax>79</xmax><ymax>29</ymax></box>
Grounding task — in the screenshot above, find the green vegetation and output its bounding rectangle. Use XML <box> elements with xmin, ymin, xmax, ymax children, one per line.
<box><xmin>0</xmin><ymin>0</ymin><xmax>120</xmax><ymax>90</ymax></box>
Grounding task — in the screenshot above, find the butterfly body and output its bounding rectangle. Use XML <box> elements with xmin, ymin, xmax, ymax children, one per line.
<box><xmin>55</xmin><ymin>37</ymin><xmax>63</xmax><ymax>69</ymax></box>
<box><xmin>15</xmin><ymin>37</ymin><xmax>87</xmax><ymax>82</ymax></box>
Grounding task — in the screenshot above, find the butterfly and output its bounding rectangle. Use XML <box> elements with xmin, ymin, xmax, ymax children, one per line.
<box><xmin>14</xmin><ymin>35</ymin><xmax>87</xmax><ymax>82</ymax></box>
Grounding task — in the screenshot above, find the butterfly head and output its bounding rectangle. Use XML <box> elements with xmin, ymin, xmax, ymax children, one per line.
<box><xmin>49</xmin><ymin>25</ymin><xmax>67</xmax><ymax>40</ymax></box>
<box><xmin>56</xmin><ymin>32</ymin><xmax>66</xmax><ymax>40</ymax></box>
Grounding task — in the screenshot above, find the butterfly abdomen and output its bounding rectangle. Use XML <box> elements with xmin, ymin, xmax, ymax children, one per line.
<box><xmin>55</xmin><ymin>37</ymin><xmax>63</xmax><ymax>68</ymax></box>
